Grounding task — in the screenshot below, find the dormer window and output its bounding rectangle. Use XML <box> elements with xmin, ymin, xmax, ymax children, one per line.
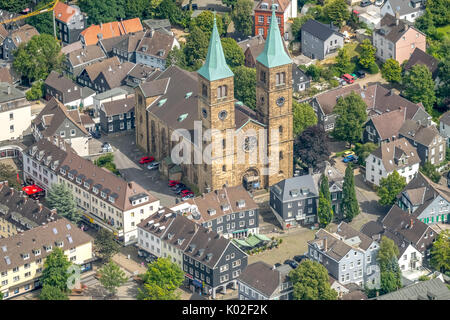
<box><xmin>68</xmin><ymin>173</ymin><xmax>74</xmax><ymax>180</ymax></box>
<box><xmin>221</xmin><ymin>204</ymin><xmax>230</xmax><ymax>211</ymax></box>
<box><xmin>237</xmin><ymin>200</ymin><xmax>246</xmax><ymax>208</ymax></box>
<box><xmin>101</xmin><ymin>192</ymin><xmax>106</xmax><ymax>198</ymax></box>
<box><xmin>60</xmin><ymin>169</ymin><xmax>66</xmax><ymax>175</ymax></box>
<box><xmin>44</xmin><ymin>245</ymin><xmax>52</xmax><ymax>252</ymax></box>
<box><xmin>84</xmin><ymin>182</ymin><xmax>90</xmax><ymax>188</ymax></box>
<box><xmin>22</xmin><ymin>253</ymin><xmax>29</xmax><ymax>260</ymax></box>
<box><xmin>207</xmin><ymin>209</ymin><xmax>216</xmax><ymax>216</ymax></box>
<box><xmin>108</xmin><ymin>196</ymin><xmax>115</xmax><ymax>203</ymax></box>
<box><xmin>76</xmin><ymin>177</ymin><xmax>82</xmax><ymax>184</ymax></box>
<box><xmin>92</xmin><ymin>187</ymin><xmax>98</xmax><ymax>194</ymax></box>
<box><xmin>56</xmin><ymin>241</ymin><xmax>63</xmax><ymax>248</ymax></box>
<box><xmin>33</xmin><ymin>249</ymin><xmax>41</xmax><ymax>256</ymax></box>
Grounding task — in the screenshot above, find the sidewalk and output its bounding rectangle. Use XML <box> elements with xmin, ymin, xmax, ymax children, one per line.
<box><xmin>112</xmin><ymin>252</ymin><xmax>147</xmax><ymax>275</ymax></box>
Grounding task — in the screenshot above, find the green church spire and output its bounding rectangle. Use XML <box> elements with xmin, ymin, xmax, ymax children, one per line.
<box><xmin>256</xmin><ymin>4</ymin><xmax>292</xmax><ymax>68</ymax></box>
<box><xmin>197</xmin><ymin>13</ymin><xmax>234</xmax><ymax>81</ymax></box>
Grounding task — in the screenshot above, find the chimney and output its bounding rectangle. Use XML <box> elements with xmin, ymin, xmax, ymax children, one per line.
<box><xmin>150</xmin><ymin>29</ymin><xmax>154</xmax><ymax>37</ymax></box>
<box><xmin>410</xmin><ymin>218</ymin><xmax>414</xmax><ymax>228</ymax></box>
<box><xmin>308</xmin><ymin>167</ymin><xmax>313</xmax><ymax>175</ymax></box>
<box><xmin>50</xmin><ymin>208</ymin><xmax>57</xmax><ymax>216</ymax></box>
<box><xmin>323</xmin><ymin>237</ymin><xmax>328</xmax><ymax>251</ymax></box>
<box><xmin>7</xmin><ymin>85</ymin><xmax>11</xmax><ymax>95</ymax></box>
<box><xmin>100</xmin><ymin>22</ymin><xmax>103</xmax><ymax>29</ymax></box>
<box><xmin>10</xmin><ymin>187</ymin><xmax>14</xmax><ymax>195</ymax></box>
<box><xmin>38</xmin><ymin>203</ymin><xmax>43</xmax><ymax>213</ymax></box>
<box><xmin>194</xmin><ymin>224</ymin><xmax>199</xmax><ymax>233</ymax></box>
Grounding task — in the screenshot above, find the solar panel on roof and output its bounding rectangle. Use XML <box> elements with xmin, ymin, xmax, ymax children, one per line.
<box><xmin>67</xmin><ymin>235</ymin><xmax>73</xmax><ymax>244</ymax></box>
<box><xmin>4</xmin><ymin>256</ymin><xmax>11</xmax><ymax>265</ymax></box>
<box><xmin>1</xmin><ymin>246</ymin><xmax>6</xmax><ymax>252</ymax></box>
<box><xmin>53</xmin><ymin>228</ymin><xmax>58</xmax><ymax>235</ymax></box>
<box><xmin>66</xmin><ymin>224</ymin><xmax>71</xmax><ymax>230</ymax></box>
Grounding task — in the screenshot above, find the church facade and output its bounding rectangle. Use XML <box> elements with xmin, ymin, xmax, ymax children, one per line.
<box><xmin>135</xmin><ymin>9</ymin><xmax>293</xmax><ymax>193</ymax></box>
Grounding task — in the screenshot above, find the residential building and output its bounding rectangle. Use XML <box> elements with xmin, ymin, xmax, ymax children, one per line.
<box><xmin>311</xmin><ymin>83</ymin><xmax>430</xmax><ymax>133</ymax></box>
<box><xmin>53</xmin><ymin>1</ymin><xmax>86</xmax><ymax>45</ymax></box>
<box><xmin>135</xmin><ymin>29</ymin><xmax>180</xmax><ymax>70</ymax></box>
<box><xmin>2</xmin><ymin>24</ymin><xmax>39</xmax><ymax>61</ymax></box>
<box><xmin>137</xmin><ymin>207</ymin><xmax>175</xmax><ymax>259</ymax></box>
<box><xmin>99</xmin><ymin>96</ymin><xmax>135</xmax><ymax>133</ymax></box>
<box><xmin>254</xmin><ymin>0</ymin><xmax>297</xmax><ymax>40</ymax></box>
<box><xmin>292</xmin><ymin>65</ymin><xmax>311</xmax><ymax>92</ymax></box>
<box><xmin>313</xmin><ymin>162</ymin><xmax>344</xmax><ymax>219</ymax></box>
<box><xmin>0</xmin><ymin>66</ymin><xmax>13</xmax><ymax>85</ymax></box>
<box><xmin>238</xmin><ymin>35</ymin><xmax>290</xmax><ymax>68</ymax></box>
<box><xmin>300</xmin><ymin>19</ymin><xmax>344</xmax><ymax>60</ymax></box>
<box><xmin>141</xmin><ymin>19</ymin><xmax>172</xmax><ymax>33</ymax></box>
<box><xmin>0</xmin><ymin>83</ymin><xmax>31</xmax><ymax>141</ymax></box>
<box><xmin>0</xmin><ymin>218</ymin><xmax>94</xmax><ymax>299</ymax></box>
<box><xmin>359</xmin><ymin>10</ymin><xmax>382</xmax><ymax>30</ymax></box>
<box><xmin>92</xmin><ymin>87</ymin><xmax>131</xmax><ymax>118</ymax></box>
<box><xmin>170</xmin><ymin>186</ymin><xmax>259</xmax><ymax>239</ymax></box>
<box><xmin>64</xmin><ymin>45</ymin><xmax>107</xmax><ymax>78</ymax></box>
<box><xmin>403</xmin><ymin>48</ymin><xmax>440</xmax><ymax>82</ymax></box>
<box><xmin>109</xmin><ymin>31</ymin><xmax>145</xmax><ymax>63</ymax></box>
<box><xmin>22</xmin><ymin>138</ymin><xmax>160</xmax><ymax>245</ymax></box>
<box><xmin>363</xmin><ymin>107</ymin><xmax>407</xmax><ymax>145</ymax></box>
<box><xmin>365</xmin><ymin>137</ymin><xmax>420</xmax><ymax>186</ymax></box>
<box><xmin>44</xmin><ymin>71</ymin><xmax>96</xmax><ymax>109</ymax></box>
<box><xmin>0</xmin><ymin>181</ymin><xmax>61</xmax><ymax>238</ymax></box>
<box><xmin>376</xmin><ymin>277</ymin><xmax>450</xmax><ymax>300</ymax></box>
<box><xmin>124</xmin><ymin>64</ymin><xmax>158</xmax><ymax>88</ymax></box>
<box><xmin>270</xmin><ymin>174</ymin><xmax>319</xmax><ymax>228</ymax></box>
<box><xmin>373</xmin><ymin>14</ymin><xmax>426</xmax><ymax>63</ymax></box>
<box><xmin>380</xmin><ymin>0</ymin><xmax>426</xmax><ymax>23</ymax></box>
<box><xmin>398</xmin><ymin>120</ymin><xmax>447</xmax><ymax>166</ymax></box>
<box><xmin>439</xmin><ymin>111</ymin><xmax>450</xmax><ymax>147</ymax></box>
<box><xmin>79</xmin><ymin>18</ymin><xmax>143</xmax><ymax>46</ymax></box>
<box><xmin>307</xmin><ymin>222</ymin><xmax>381</xmax><ymax>289</ymax></box>
<box><xmin>0</xmin><ymin>23</ymin><xmax>8</xmax><ymax>58</ymax></box>
<box><xmin>135</xmin><ymin>12</ymin><xmax>293</xmax><ymax>193</ymax></box>
<box><xmin>238</xmin><ymin>261</ymin><xmax>294</xmax><ymax>300</ymax></box>
<box><xmin>182</xmin><ymin>223</ymin><xmax>248</xmax><ymax>299</ymax></box>
<box><xmin>31</xmin><ymin>98</ymin><xmax>91</xmax><ymax>157</ymax></box>
<box><xmin>397</xmin><ymin>172</ymin><xmax>450</xmax><ymax>226</ymax></box>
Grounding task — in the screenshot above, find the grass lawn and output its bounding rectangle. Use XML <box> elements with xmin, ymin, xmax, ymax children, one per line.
<box><xmin>345</xmin><ymin>42</ymin><xmax>361</xmax><ymax>59</ymax></box>
<box><xmin>436</xmin><ymin>25</ymin><xmax>450</xmax><ymax>39</ymax></box>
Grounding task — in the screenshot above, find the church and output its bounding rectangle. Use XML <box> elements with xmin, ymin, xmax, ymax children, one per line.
<box><xmin>134</xmin><ymin>8</ymin><xmax>293</xmax><ymax>193</ymax></box>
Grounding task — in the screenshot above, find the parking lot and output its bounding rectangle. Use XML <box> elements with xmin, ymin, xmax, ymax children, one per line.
<box><xmin>96</xmin><ymin>131</ymin><xmax>177</xmax><ymax>207</ymax></box>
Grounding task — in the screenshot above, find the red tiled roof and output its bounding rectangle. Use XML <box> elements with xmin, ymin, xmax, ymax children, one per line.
<box><xmin>80</xmin><ymin>18</ymin><xmax>143</xmax><ymax>46</ymax></box>
<box><xmin>54</xmin><ymin>2</ymin><xmax>77</xmax><ymax>24</ymax></box>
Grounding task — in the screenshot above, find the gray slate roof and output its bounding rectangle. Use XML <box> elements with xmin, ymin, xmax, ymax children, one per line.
<box><xmin>238</xmin><ymin>261</ymin><xmax>284</xmax><ymax>298</ymax></box>
<box><xmin>271</xmin><ymin>174</ymin><xmax>319</xmax><ymax>202</ymax></box>
<box><xmin>301</xmin><ymin>19</ymin><xmax>342</xmax><ymax>41</ymax></box>
<box><xmin>377</xmin><ymin>278</ymin><xmax>450</xmax><ymax>300</ymax></box>
<box><xmin>383</xmin><ymin>0</ymin><xmax>425</xmax><ymax>16</ymax></box>
<box><xmin>398</xmin><ymin>120</ymin><xmax>442</xmax><ymax>147</ymax></box>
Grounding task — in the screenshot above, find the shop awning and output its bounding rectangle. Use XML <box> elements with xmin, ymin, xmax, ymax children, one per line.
<box><xmin>22</xmin><ymin>185</ymin><xmax>43</xmax><ymax>195</ymax></box>
<box><xmin>233</xmin><ymin>239</ymin><xmax>251</xmax><ymax>248</ymax></box>
<box><xmin>245</xmin><ymin>235</ymin><xmax>262</xmax><ymax>247</ymax></box>
<box><xmin>255</xmin><ymin>234</ymin><xmax>271</xmax><ymax>242</ymax></box>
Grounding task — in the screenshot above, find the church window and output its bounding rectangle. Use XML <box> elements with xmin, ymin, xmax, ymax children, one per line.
<box><xmin>217</xmin><ymin>85</ymin><xmax>227</xmax><ymax>98</ymax></box>
<box><xmin>202</xmin><ymin>84</ymin><xmax>208</xmax><ymax>97</ymax></box>
<box><xmin>276</xmin><ymin>72</ymin><xmax>285</xmax><ymax>85</ymax></box>
<box><xmin>279</xmin><ymin>151</ymin><xmax>284</xmax><ymax>160</ymax></box>
<box><xmin>279</xmin><ymin>126</ymin><xmax>283</xmax><ymax>135</ymax></box>
<box><xmin>222</xmin><ymin>165</ymin><xmax>226</xmax><ymax>172</ymax></box>
<box><xmin>260</xmin><ymin>71</ymin><xmax>266</xmax><ymax>83</ymax></box>
<box><xmin>138</xmin><ymin>95</ymin><xmax>143</xmax><ymax>105</ymax></box>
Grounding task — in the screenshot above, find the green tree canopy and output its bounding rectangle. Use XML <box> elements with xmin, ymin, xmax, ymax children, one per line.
<box><xmin>305</xmin><ymin>64</ymin><xmax>322</xmax><ymax>82</ymax></box>
<box><xmin>190</xmin><ymin>10</ymin><xmax>224</xmax><ymax>36</ymax></box>
<box><xmin>293</xmin><ymin>101</ymin><xmax>318</xmax><ymax>136</ymax></box>
<box><xmin>430</xmin><ymin>230</ymin><xmax>450</xmax><ymax>274</ymax></box>
<box><xmin>333</xmin><ymin>92</ymin><xmax>368</xmax><ymax>146</ymax></box>
<box><xmin>233</xmin><ymin>66</ymin><xmax>256</xmax><ymax>110</ymax></box>
<box><xmin>78</xmin><ymin>0</ymin><xmax>126</xmax><ymax>25</ymax></box>
<box><xmin>26</xmin><ymin>80</ymin><xmax>44</xmax><ymax>101</ymax></box>
<box><xmin>26</xmin><ymin>0</ymin><xmax>54</xmax><ymax>36</ymax></box>
<box><xmin>98</xmin><ymin>261</ymin><xmax>128</xmax><ymax>296</ymax></box>
<box><xmin>324</xmin><ymin>0</ymin><xmax>350</xmax><ymax>27</ymax></box>
<box><xmin>46</xmin><ymin>183</ymin><xmax>81</xmax><ymax>223</ymax></box>
<box><xmin>358</xmin><ymin>39</ymin><xmax>376</xmax><ymax>69</ymax></box>
<box><xmin>334</xmin><ymin>47</ymin><xmax>354</xmax><ymax>75</ymax></box>
<box><xmin>381</xmin><ymin>59</ymin><xmax>402</xmax><ymax>83</ymax></box>
<box><xmin>184</xmin><ymin>26</ymin><xmax>209</xmax><ymax>68</ymax></box>
<box><xmin>13</xmin><ymin>34</ymin><xmax>64</xmax><ymax>83</ymax></box>
<box><xmin>95</xmin><ymin>229</ymin><xmax>121</xmax><ymax>262</ymax></box>
<box><xmin>420</xmin><ymin>161</ymin><xmax>441</xmax><ymax>183</ymax></box>
<box><xmin>41</xmin><ymin>247</ymin><xmax>72</xmax><ymax>293</ymax></box>
<box><xmin>289</xmin><ymin>260</ymin><xmax>338</xmax><ymax>300</ymax></box>
<box><xmin>377</xmin><ymin>236</ymin><xmax>400</xmax><ymax>270</ymax></box>
<box><xmin>39</xmin><ymin>284</ymin><xmax>69</xmax><ymax>300</ymax></box>
<box><xmin>222</xmin><ymin>0</ymin><xmax>238</xmax><ymax>8</ymax></box>
<box><xmin>342</xmin><ymin>164</ymin><xmax>360</xmax><ymax>222</ymax></box>
<box><xmin>318</xmin><ymin>174</ymin><xmax>333</xmax><ymax>227</ymax></box>
<box><xmin>402</xmin><ymin>64</ymin><xmax>436</xmax><ymax>115</ymax></box>
<box><xmin>221</xmin><ymin>37</ymin><xmax>244</xmax><ymax>68</ymax></box>
<box><xmin>354</xmin><ymin>142</ymin><xmax>378</xmax><ymax>166</ymax></box>
<box><xmin>166</xmin><ymin>45</ymin><xmax>188</xmax><ymax>69</ymax></box>
<box><xmin>138</xmin><ymin>257</ymin><xmax>184</xmax><ymax>300</ymax></box>
<box><xmin>291</xmin><ymin>15</ymin><xmax>314</xmax><ymax>41</ymax></box>
<box><xmin>231</xmin><ymin>0</ymin><xmax>254</xmax><ymax>37</ymax></box>
<box><xmin>377</xmin><ymin>171</ymin><xmax>406</xmax><ymax>206</ymax></box>
<box><xmin>377</xmin><ymin>237</ymin><xmax>402</xmax><ymax>294</ymax></box>
<box><xmin>157</xmin><ymin>0</ymin><xmax>191</xmax><ymax>28</ymax></box>
<box><xmin>0</xmin><ymin>0</ymin><xmax>28</xmax><ymax>13</ymax></box>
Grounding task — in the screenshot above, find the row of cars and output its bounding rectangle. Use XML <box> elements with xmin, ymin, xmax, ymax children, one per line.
<box><xmin>360</xmin><ymin>0</ymin><xmax>384</xmax><ymax>7</ymax></box>
<box><xmin>339</xmin><ymin>70</ymin><xmax>366</xmax><ymax>85</ymax></box>
<box><xmin>139</xmin><ymin>156</ymin><xmax>160</xmax><ymax>170</ymax></box>
<box><xmin>274</xmin><ymin>255</ymin><xmax>308</xmax><ymax>270</ymax></box>
<box><xmin>168</xmin><ymin>180</ymin><xmax>194</xmax><ymax>200</ymax></box>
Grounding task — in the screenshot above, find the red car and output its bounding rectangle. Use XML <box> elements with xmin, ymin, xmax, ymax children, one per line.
<box><xmin>139</xmin><ymin>156</ymin><xmax>155</xmax><ymax>164</ymax></box>
<box><xmin>341</xmin><ymin>74</ymin><xmax>355</xmax><ymax>84</ymax></box>
<box><xmin>168</xmin><ymin>180</ymin><xmax>180</xmax><ymax>187</ymax></box>
<box><xmin>180</xmin><ymin>189</ymin><xmax>192</xmax><ymax>195</ymax></box>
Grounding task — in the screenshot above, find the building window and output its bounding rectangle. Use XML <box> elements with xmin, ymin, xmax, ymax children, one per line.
<box><xmin>202</xmin><ymin>84</ymin><xmax>208</xmax><ymax>97</ymax></box>
<box><xmin>217</xmin><ymin>85</ymin><xmax>227</xmax><ymax>99</ymax></box>
<box><xmin>10</xmin><ymin>125</ymin><xmax>14</xmax><ymax>133</ymax></box>
<box><xmin>276</xmin><ymin>72</ymin><xmax>285</xmax><ymax>85</ymax></box>
<box><xmin>258</xmin><ymin>15</ymin><xmax>264</xmax><ymax>23</ymax></box>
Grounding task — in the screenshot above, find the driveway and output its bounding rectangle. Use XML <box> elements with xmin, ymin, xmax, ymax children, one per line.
<box><xmin>97</xmin><ymin>131</ymin><xmax>176</xmax><ymax>207</ymax></box>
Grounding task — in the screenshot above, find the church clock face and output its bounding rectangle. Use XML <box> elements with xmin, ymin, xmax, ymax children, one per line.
<box><xmin>202</xmin><ymin>108</ymin><xmax>208</xmax><ymax>119</ymax></box>
<box><xmin>276</xmin><ymin>96</ymin><xmax>285</xmax><ymax>107</ymax></box>
<box><xmin>243</xmin><ymin>136</ymin><xmax>257</xmax><ymax>152</ymax></box>
<box><xmin>218</xmin><ymin>110</ymin><xmax>228</xmax><ymax>121</ymax></box>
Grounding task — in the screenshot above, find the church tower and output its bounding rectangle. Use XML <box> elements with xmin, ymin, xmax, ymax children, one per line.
<box><xmin>197</xmin><ymin>14</ymin><xmax>236</xmax><ymax>192</ymax></box>
<box><xmin>255</xmin><ymin>5</ymin><xmax>293</xmax><ymax>187</ymax></box>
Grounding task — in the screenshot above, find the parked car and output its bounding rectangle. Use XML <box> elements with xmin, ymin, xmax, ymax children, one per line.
<box><xmin>181</xmin><ymin>193</ymin><xmax>194</xmax><ymax>200</ymax></box>
<box><xmin>91</xmin><ymin>131</ymin><xmax>101</xmax><ymax>139</ymax></box>
<box><xmin>137</xmin><ymin>250</ymin><xmax>147</xmax><ymax>258</ymax></box>
<box><xmin>343</xmin><ymin>150</ymin><xmax>355</xmax><ymax>157</ymax></box>
<box><xmin>360</xmin><ymin>0</ymin><xmax>372</xmax><ymax>6</ymax></box>
<box><xmin>293</xmin><ymin>255</ymin><xmax>308</xmax><ymax>263</ymax></box>
<box><xmin>139</xmin><ymin>156</ymin><xmax>155</xmax><ymax>164</ymax></box>
<box><xmin>343</xmin><ymin>154</ymin><xmax>358</xmax><ymax>163</ymax></box>
<box><xmin>447</xmin><ymin>171</ymin><xmax>450</xmax><ymax>188</ymax></box>
<box><xmin>356</xmin><ymin>70</ymin><xmax>366</xmax><ymax>78</ymax></box>
<box><xmin>274</xmin><ymin>263</ymin><xmax>282</xmax><ymax>268</ymax></box>
<box><xmin>172</xmin><ymin>183</ymin><xmax>186</xmax><ymax>191</ymax></box>
<box><xmin>375</xmin><ymin>0</ymin><xmax>384</xmax><ymax>6</ymax></box>
<box><xmin>147</xmin><ymin>162</ymin><xmax>160</xmax><ymax>170</ymax></box>
<box><xmin>168</xmin><ymin>180</ymin><xmax>180</xmax><ymax>187</ymax></box>
<box><xmin>341</xmin><ymin>73</ymin><xmax>355</xmax><ymax>84</ymax></box>
<box><xmin>145</xmin><ymin>255</ymin><xmax>157</xmax><ymax>263</ymax></box>
<box><xmin>177</xmin><ymin>188</ymin><xmax>191</xmax><ymax>195</ymax></box>
<box><xmin>284</xmin><ymin>259</ymin><xmax>299</xmax><ymax>269</ymax></box>
<box><xmin>338</xmin><ymin>78</ymin><xmax>347</xmax><ymax>86</ymax></box>
<box><xmin>102</xmin><ymin>142</ymin><xmax>113</xmax><ymax>152</ymax></box>
<box><xmin>350</xmin><ymin>73</ymin><xmax>358</xmax><ymax>79</ymax></box>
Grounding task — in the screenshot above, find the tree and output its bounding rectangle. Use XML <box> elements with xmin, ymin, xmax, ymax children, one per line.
<box><xmin>94</xmin><ymin>154</ymin><xmax>120</xmax><ymax>175</ymax></box>
<box><xmin>231</xmin><ymin>0</ymin><xmax>254</xmax><ymax>37</ymax></box>
<box><xmin>381</xmin><ymin>59</ymin><xmax>402</xmax><ymax>83</ymax></box>
<box><xmin>221</xmin><ymin>38</ymin><xmax>244</xmax><ymax>68</ymax></box>
<box><xmin>421</xmin><ymin>0</ymin><xmax>450</xmax><ymax>27</ymax></box>
<box><xmin>294</xmin><ymin>125</ymin><xmax>331</xmax><ymax>169</ymax></box>
<box><xmin>377</xmin><ymin>171</ymin><xmax>406</xmax><ymax>206</ymax></box>
<box><xmin>420</xmin><ymin>161</ymin><xmax>441</xmax><ymax>183</ymax></box>
<box><xmin>293</xmin><ymin>101</ymin><xmax>318</xmax><ymax>136</ymax></box>
<box><xmin>222</xmin><ymin>0</ymin><xmax>238</xmax><ymax>8</ymax></box>
<box><xmin>289</xmin><ymin>260</ymin><xmax>338</xmax><ymax>300</ymax></box>
<box><xmin>157</xmin><ymin>0</ymin><xmax>191</xmax><ymax>28</ymax></box>
<box><xmin>305</xmin><ymin>64</ymin><xmax>322</xmax><ymax>82</ymax></box>
<box><xmin>318</xmin><ymin>174</ymin><xmax>333</xmax><ymax>227</ymax></box>
<box><xmin>166</xmin><ymin>45</ymin><xmax>187</xmax><ymax>69</ymax></box>
<box><xmin>190</xmin><ymin>11</ymin><xmax>224</xmax><ymax>36</ymax></box>
<box><xmin>26</xmin><ymin>1</ymin><xmax>54</xmax><ymax>36</ymax></box>
<box><xmin>430</xmin><ymin>230</ymin><xmax>450</xmax><ymax>274</ymax></box>
<box><xmin>98</xmin><ymin>261</ymin><xmax>128</xmax><ymax>296</ymax></box>
<box><xmin>78</xmin><ymin>0</ymin><xmax>126</xmax><ymax>25</ymax></box>
<box><xmin>0</xmin><ymin>163</ymin><xmax>20</xmax><ymax>189</ymax></box>
<box><xmin>342</xmin><ymin>164</ymin><xmax>360</xmax><ymax>222</ymax></box>
<box><xmin>40</xmin><ymin>247</ymin><xmax>72</xmax><ymax>293</ymax></box>
<box><xmin>39</xmin><ymin>284</ymin><xmax>69</xmax><ymax>300</ymax></box>
<box><xmin>324</xmin><ymin>0</ymin><xmax>350</xmax><ymax>27</ymax></box>
<box><xmin>333</xmin><ymin>92</ymin><xmax>368</xmax><ymax>146</ymax></box>
<box><xmin>358</xmin><ymin>39</ymin><xmax>376</xmax><ymax>69</ymax></box>
<box><xmin>233</xmin><ymin>66</ymin><xmax>256</xmax><ymax>110</ymax></box>
<box><xmin>46</xmin><ymin>183</ymin><xmax>81</xmax><ymax>223</ymax></box>
<box><xmin>334</xmin><ymin>47</ymin><xmax>354</xmax><ymax>75</ymax></box>
<box><xmin>137</xmin><ymin>257</ymin><xmax>184</xmax><ymax>300</ymax></box>
<box><xmin>291</xmin><ymin>15</ymin><xmax>313</xmax><ymax>41</ymax></box>
<box><xmin>26</xmin><ymin>80</ymin><xmax>44</xmax><ymax>101</ymax></box>
<box><xmin>13</xmin><ymin>34</ymin><xmax>64</xmax><ymax>83</ymax></box>
<box><xmin>354</xmin><ymin>142</ymin><xmax>378</xmax><ymax>166</ymax></box>
<box><xmin>95</xmin><ymin>228</ymin><xmax>121</xmax><ymax>262</ymax></box>
<box><xmin>402</xmin><ymin>64</ymin><xmax>436</xmax><ymax>115</ymax></box>
<box><xmin>0</xmin><ymin>0</ymin><xmax>28</xmax><ymax>13</ymax></box>
<box><xmin>377</xmin><ymin>236</ymin><xmax>402</xmax><ymax>294</ymax></box>
<box><xmin>184</xmin><ymin>26</ymin><xmax>209</xmax><ymax>67</ymax></box>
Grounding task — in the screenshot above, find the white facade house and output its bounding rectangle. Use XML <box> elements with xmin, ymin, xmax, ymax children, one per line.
<box><xmin>439</xmin><ymin>112</ymin><xmax>450</xmax><ymax>147</ymax></box>
<box><xmin>359</xmin><ymin>10</ymin><xmax>382</xmax><ymax>29</ymax></box>
<box><xmin>365</xmin><ymin>138</ymin><xmax>420</xmax><ymax>186</ymax></box>
<box><xmin>398</xmin><ymin>243</ymin><xmax>423</xmax><ymax>274</ymax></box>
<box><xmin>137</xmin><ymin>208</ymin><xmax>174</xmax><ymax>258</ymax></box>
<box><xmin>92</xmin><ymin>88</ymin><xmax>130</xmax><ymax>118</ymax></box>
<box><xmin>380</xmin><ymin>0</ymin><xmax>425</xmax><ymax>23</ymax></box>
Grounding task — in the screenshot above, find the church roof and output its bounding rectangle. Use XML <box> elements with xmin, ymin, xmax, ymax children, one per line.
<box><xmin>256</xmin><ymin>5</ymin><xmax>292</xmax><ymax>68</ymax></box>
<box><xmin>197</xmin><ymin>14</ymin><xmax>234</xmax><ymax>82</ymax></box>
